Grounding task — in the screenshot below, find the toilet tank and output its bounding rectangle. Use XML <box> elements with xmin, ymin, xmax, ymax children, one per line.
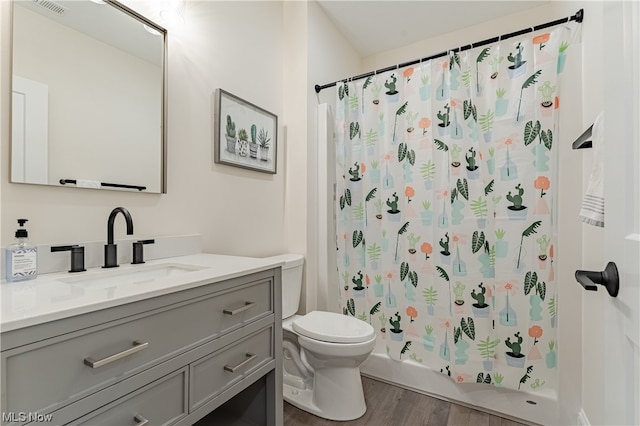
<box><xmin>264</xmin><ymin>254</ymin><xmax>304</xmax><ymax>319</ymax></box>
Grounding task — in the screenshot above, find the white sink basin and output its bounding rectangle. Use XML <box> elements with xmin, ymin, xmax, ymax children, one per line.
<box><xmin>57</xmin><ymin>263</ymin><xmax>205</xmax><ymax>288</ymax></box>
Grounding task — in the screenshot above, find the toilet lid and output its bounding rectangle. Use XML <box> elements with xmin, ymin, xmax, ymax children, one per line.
<box><xmin>292</xmin><ymin>311</ymin><xmax>375</xmax><ymax>343</ymax></box>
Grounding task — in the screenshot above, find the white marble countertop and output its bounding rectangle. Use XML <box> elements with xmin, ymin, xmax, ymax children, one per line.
<box><xmin>0</xmin><ymin>253</ymin><xmax>283</xmax><ymax>332</ymax></box>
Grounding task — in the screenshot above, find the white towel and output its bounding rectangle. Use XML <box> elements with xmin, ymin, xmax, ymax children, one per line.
<box><xmin>76</xmin><ymin>179</ymin><xmax>101</xmax><ymax>189</ymax></box>
<box><xmin>579</xmin><ymin>112</ymin><xmax>604</xmax><ymax>227</ymax></box>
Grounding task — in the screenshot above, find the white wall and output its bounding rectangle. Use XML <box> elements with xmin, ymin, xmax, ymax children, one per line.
<box><xmin>282</xmin><ymin>1</ymin><xmax>309</xmax><ymax>312</ymax></box>
<box><xmin>305</xmin><ymin>1</ymin><xmax>361</xmax><ymax>313</ymax></box>
<box><xmin>1</xmin><ymin>1</ymin><xmax>287</xmax><ymax>258</ymax></box>
<box><xmin>578</xmin><ymin>2</ymin><xmax>606</xmax><ymax>425</ymax></box>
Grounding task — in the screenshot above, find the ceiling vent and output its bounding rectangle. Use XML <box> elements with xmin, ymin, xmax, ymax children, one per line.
<box><xmin>32</xmin><ymin>0</ymin><xmax>67</xmax><ymax>16</ymax></box>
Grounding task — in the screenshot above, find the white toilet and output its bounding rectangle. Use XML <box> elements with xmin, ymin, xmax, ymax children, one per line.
<box><xmin>266</xmin><ymin>254</ymin><xmax>376</xmax><ymax>421</ymax></box>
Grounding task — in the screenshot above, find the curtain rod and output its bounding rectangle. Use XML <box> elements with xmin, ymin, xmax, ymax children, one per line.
<box><xmin>314</xmin><ymin>8</ymin><xmax>583</xmax><ymax>94</ymax></box>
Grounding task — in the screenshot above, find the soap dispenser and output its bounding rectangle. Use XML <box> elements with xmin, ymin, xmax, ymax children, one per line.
<box><xmin>5</xmin><ymin>219</ymin><xmax>38</xmax><ymax>282</ymax></box>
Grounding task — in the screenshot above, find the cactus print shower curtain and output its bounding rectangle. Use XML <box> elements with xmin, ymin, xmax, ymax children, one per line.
<box><xmin>335</xmin><ymin>26</ymin><xmax>574</xmax><ymax>391</ymax></box>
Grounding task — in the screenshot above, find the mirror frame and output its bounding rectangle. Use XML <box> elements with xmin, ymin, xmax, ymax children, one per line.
<box><xmin>9</xmin><ymin>0</ymin><xmax>168</xmax><ymax>193</ymax></box>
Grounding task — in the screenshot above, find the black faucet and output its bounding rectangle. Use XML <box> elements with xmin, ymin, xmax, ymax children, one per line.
<box><xmin>132</xmin><ymin>239</ymin><xmax>155</xmax><ymax>264</ymax></box>
<box><xmin>103</xmin><ymin>207</ymin><xmax>134</xmax><ymax>268</ymax></box>
<box><xmin>51</xmin><ymin>245</ymin><xmax>86</xmax><ymax>273</ymax></box>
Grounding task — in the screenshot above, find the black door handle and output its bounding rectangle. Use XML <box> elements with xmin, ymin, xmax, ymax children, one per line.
<box><xmin>575</xmin><ymin>262</ymin><xmax>619</xmax><ymax>297</ymax></box>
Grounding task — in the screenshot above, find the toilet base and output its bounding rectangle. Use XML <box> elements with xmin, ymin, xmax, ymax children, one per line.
<box><xmin>283</xmin><ymin>367</ymin><xmax>367</xmax><ymax>421</ymax></box>
<box><xmin>283</xmin><ymin>382</ymin><xmax>322</xmax><ymax>417</ymax></box>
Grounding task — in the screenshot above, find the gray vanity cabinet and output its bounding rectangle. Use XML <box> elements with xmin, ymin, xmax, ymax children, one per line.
<box><xmin>72</xmin><ymin>368</ymin><xmax>189</xmax><ymax>425</ymax></box>
<box><xmin>0</xmin><ymin>268</ymin><xmax>283</xmax><ymax>426</ymax></box>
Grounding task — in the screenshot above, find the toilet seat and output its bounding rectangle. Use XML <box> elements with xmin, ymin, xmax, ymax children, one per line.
<box><xmin>292</xmin><ymin>311</ymin><xmax>375</xmax><ymax>344</ymax></box>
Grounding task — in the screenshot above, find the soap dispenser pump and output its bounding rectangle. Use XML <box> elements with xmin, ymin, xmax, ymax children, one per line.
<box><xmin>5</xmin><ymin>219</ymin><xmax>38</xmax><ymax>282</ymax></box>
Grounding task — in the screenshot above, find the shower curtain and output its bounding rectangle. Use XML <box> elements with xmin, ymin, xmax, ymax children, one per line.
<box><xmin>335</xmin><ymin>26</ymin><xmax>575</xmax><ymax>392</ymax></box>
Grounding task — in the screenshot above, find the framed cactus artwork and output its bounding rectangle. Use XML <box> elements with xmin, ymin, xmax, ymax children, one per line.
<box><xmin>214</xmin><ymin>88</ymin><xmax>278</xmax><ymax>173</ymax></box>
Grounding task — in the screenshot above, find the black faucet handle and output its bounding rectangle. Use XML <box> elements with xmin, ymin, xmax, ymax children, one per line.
<box><xmin>51</xmin><ymin>245</ymin><xmax>86</xmax><ymax>273</ymax></box>
<box><xmin>132</xmin><ymin>239</ymin><xmax>155</xmax><ymax>264</ymax></box>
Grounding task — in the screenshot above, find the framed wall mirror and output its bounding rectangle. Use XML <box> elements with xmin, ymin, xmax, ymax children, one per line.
<box><xmin>11</xmin><ymin>0</ymin><xmax>167</xmax><ymax>193</ymax></box>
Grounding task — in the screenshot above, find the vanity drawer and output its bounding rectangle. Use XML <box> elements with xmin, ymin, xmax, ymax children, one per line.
<box><xmin>190</xmin><ymin>324</ymin><xmax>274</xmax><ymax>411</ymax></box>
<box><xmin>71</xmin><ymin>368</ymin><xmax>187</xmax><ymax>426</ymax></box>
<box><xmin>2</xmin><ymin>277</ymin><xmax>273</xmax><ymax>415</ymax></box>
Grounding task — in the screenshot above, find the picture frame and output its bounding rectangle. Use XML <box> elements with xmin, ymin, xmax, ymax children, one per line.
<box><xmin>214</xmin><ymin>88</ymin><xmax>277</xmax><ymax>174</ymax></box>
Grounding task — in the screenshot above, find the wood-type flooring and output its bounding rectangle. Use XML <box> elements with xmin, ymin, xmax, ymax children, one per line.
<box><xmin>284</xmin><ymin>376</ymin><xmax>530</xmax><ymax>426</ymax></box>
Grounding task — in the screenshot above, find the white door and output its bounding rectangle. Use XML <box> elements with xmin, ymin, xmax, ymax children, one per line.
<box><xmin>11</xmin><ymin>75</ymin><xmax>48</xmax><ymax>184</ymax></box>
<box><xmin>603</xmin><ymin>2</ymin><xmax>640</xmax><ymax>424</ymax></box>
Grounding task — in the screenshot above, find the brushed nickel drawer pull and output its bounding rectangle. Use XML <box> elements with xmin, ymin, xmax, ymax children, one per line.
<box><xmin>84</xmin><ymin>340</ymin><xmax>149</xmax><ymax>369</ymax></box>
<box><xmin>134</xmin><ymin>414</ymin><xmax>149</xmax><ymax>426</ymax></box>
<box><xmin>223</xmin><ymin>301</ymin><xmax>256</xmax><ymax>315</ymax></box>
<box><xmin>224</xmin><ymin>352</ymin><xmax>257</xmax><ymax>373</ymax></box>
